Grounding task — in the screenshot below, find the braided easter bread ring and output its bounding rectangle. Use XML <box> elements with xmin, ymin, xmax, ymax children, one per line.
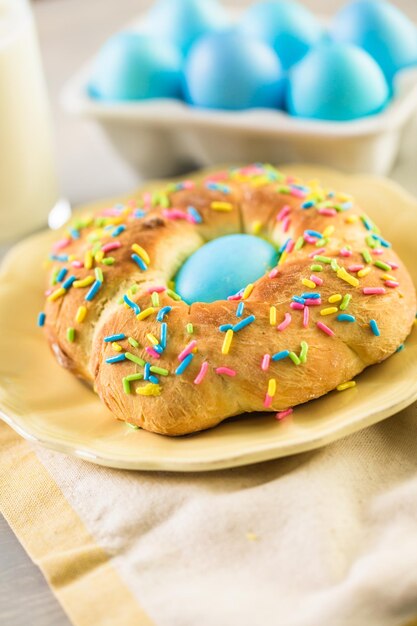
<box><xmin>42</xmin><ymin>164</ymin><xmax>416</xmax><ymax>436</ymax></box>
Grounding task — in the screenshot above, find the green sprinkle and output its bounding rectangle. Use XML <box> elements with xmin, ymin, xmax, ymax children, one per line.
<box><xmin>126</xmin><ymin>422</ymin><xmax>140</xmax><ymax>430</ymax></box>
<box><xmin>340</xmin><ymin>294</ymin><xmax>352</xmax><ymax>311</ymax></box>
<box><xmin>152</xmin><ymin>191</ymin><xmax>170</xmax><ymax>208</ymax></box>
<box><xmin>295</xmin><ymin>236</ymin><xmax>305</xmax><ymax>251</ymax></box>
<box><xmin>95</xmin><ymin>267</ymin><xmax>103</xmax><ymax>282</ymax></box>
<box><xmin>128</xmin><ymin>337</ymin><xmax>139</xmax><ymax>348</ymax></box>
<box><xmin>92</xmin><ymin>242</ymin><xmax>101</xmax><ymax>255</ymax></box>
<box><xmin>299</xmin><ymin>341</ymin><xmax>308</xmax><ymax>364</ymax></box>
<box><xmin>125</xmin><ymin>352</ymin><xmax>145</xmax><ymax>367</ymax></box>
<box><xmin>314</xmin><ymin>255</ymin><xmax>332</xmax><ymax>264</ymax></box>
<box><xmin>316</xmin><ymin>238</ymin><xmax>328</xmax><ymax>247</ymax></box>
<box><xmin>126</xmin><ymin>373</ymin><xmax>144</xmax><ymax>382</ymax></box>
<box><xmin>102</xmin><ymin>257</ymin><xmax>115</xmax><ymax>265</ymax></box>
<box><xmin>130</xmin><ymin>285</ymin><xmax>138</xmax><ymax>294</ymax></box>
<box><xmin>67</xmin><ymin>327</ymin><xmax>75</xmax><ymax>342</ymax></box>
<box><xmin>118</xmin><ymin>296</ymin><xmax>124</xmax><ymax>304</ymax></box>
<box><xmin>122</xmin><ymin>377</ymin><xmax>131</xmax><ymax>394</ymax></box>
<box><xmin>51</xmin><ymin>268</ymin><xmax>59</xmax><ymax>285</ymax></box>
<box><xmin>277</xmin><ymin>185</ymin><xmax>290</xmax><ymax>194</ymax></box>
<box><xmin>166</xmin><ymin>289</ymin><xmax>182</xmax><ymax>301</ymax></box>
<box><xmin>310</xmin><ymin>264</ymin><xmax>323</xmax><ymax>272</ymax></box>
<box><xmin>151</xmin><ymin>292</ymin><xmax>160</xmax><ymax>307</ymax></box>
<box><xmin>150</xmin><ymin>366</ymin><xmax>169</xmax><ymax>376</ymax></box>
<box><xmin>186</xmin><ymin>322</ymin><xmax>194</xmax><ymax>334</ymax></box>
<box><xmin>289</xmin><ymin>351</ymin><xmax>301</xmax><ymax>365</ymax></box>
<box><xmin>362</xmin><ymin>249</ymin><xmax>372</xmax><ymax>264</ymax></box>
<box><xmin>374</xmin><ymin>260</ymin><xmax>391</xmax><ymax>271</ymax></box>
<box><xmin>365</xmin><ymin>235</ymin><xmax>378</xmax><ymax>249</ymax></box>
<box><xmin>331</xmin><ymin>259</ymin><xmax>340</xmax><ymax>271</ymax></box>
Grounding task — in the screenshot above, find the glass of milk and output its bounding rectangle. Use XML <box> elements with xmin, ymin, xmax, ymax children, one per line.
<box><xmin>0</xmin><ymin>0</ymin><xmax>58</xmax><ymax>243</ymax></box>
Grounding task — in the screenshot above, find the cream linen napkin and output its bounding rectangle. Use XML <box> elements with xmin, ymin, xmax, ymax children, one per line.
<box><xmin>20</xmin><ymin>401</ymin><xmax>417</xmax><ymax>626</ymax></box>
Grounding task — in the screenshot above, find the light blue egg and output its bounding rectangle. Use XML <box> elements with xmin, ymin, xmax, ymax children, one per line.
<box><xmin>175</xmin><ymin>234</ymin><xmax>278</xmax><ymax>304</ymax></box>
<box><xmin>332</xmin><ymin>0</ymin><xmax>417</xmax><ymax>84</ymax></box>
<box><xmin>239</xmin><ymin>0</ymin><xmax>323</xmax><ymax>71</ymax></box>
<box><xmin>88</xmin><ymin>32</ymin><xmax>182</xmax><ymax>101</ymax></box>
<box><xmin>145</xmin><ymin>0</ymin><xmax>229</xmax><ymax>55</ymax></box>
<box><xmin>184</xmin><ymin>30</ymin><xmax>285</xmax><ymax>110</ymax></box>
<box><xmin>287</xmin><ymin>43</ymin><xmax>390</xmax><ymax>121</ymax></box>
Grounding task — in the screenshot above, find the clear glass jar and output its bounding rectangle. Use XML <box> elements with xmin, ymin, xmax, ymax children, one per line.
<box><xmin>0</xmin><ymin>0</ymin><xmax>58</xmax><ymax>242</ymax></box>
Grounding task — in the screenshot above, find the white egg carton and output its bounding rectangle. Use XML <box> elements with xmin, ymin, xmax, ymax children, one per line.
<box><xmin>62</xmin><ymin>56</ymin><xmax>417</xmax><ymax>178</ymax></box>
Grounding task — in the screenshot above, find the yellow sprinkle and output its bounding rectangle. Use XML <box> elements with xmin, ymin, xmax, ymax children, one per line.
<box><xmin>320</xmin><ymin>307</ymin><xmax>338</xmax><ymax>316</ymax></box>
<box><xmin>242</xmin><ymin>283</ymin><xmax>254</xmax><ymax>299</ymax></box>
<box><xmin>337</xmin><ymin>381</ymin><xmax>356</xmax><ymax>391</ymax></box>
<box><xmin>131</xmin><ymin>243</ymin><xmax>150</xmax><ymax>265</ymax></box>
<box><xmin>328</xmin><ymin>294</ymin><xmax>342</xmax><ymax>303</ymax></box>
<box><xmin>323</xmin><ymin>225</ymin><xmax>335</xmax><ymax>238</ymax></box>
<box><xmin>250</xmin><ymin>175</ymin><xmax>270</xmax><ymax>187</ymax></box>
<box><xmin>278</xmin><ymin>251</ymin><xmax>288</xmax><ymax>266</ymax></box>
<box><xmin>337</xmin><ymin>268</ymin><xmax>359</xmax><ymax>287</ymax></box>
<box><xmin>345</xmin><ymin>215</ymin><xmax>359</xmax><ymax>223</ymax></box>
<box><xmin>382</xmin><ymin>273</ymin><xmax>396</xmax><ymax>282</ymax></box>
<box><xmin>302</xmin><ymin>278</ymin><xmax>316</xmax><ymax>289</ymax></box>
<box><xmin>68</xmin><ymin>255</ymin><xmax>76</xmax><ymax>262</ymax></box>
<box><xmin>136</xmin><ymin>383</ymin><xmax>161</xmax><ymax>396</ymax></box>
<box><xmin>84</xmin><ymin>250</ymin><xmax>93</xmax><ymax>269</ymax></box>
<box><xmin>267</xmin><ymin>378</ymin><xmax>277</xmax><ymax>397</ymax></box>
<box><xmin>136</xmin><ymin>307</ymin><xmax>155</xmax><ymax>321</ymax></box>
<box><xmin>358</xmin><ymin>267</ymin><xmax>372</xmax><ymax>278</ymax></box>
<box><xmin>75</xmin><ymin>305</ymin><xmax>87</xmax><ymax>323</ymax></box>
<box><xmin>47</xmin><ymin>287</ymin><xmax>66</xmax><ymax>302</ymax></box>
<box><xmin>146</xmin><ymin>333</ymin><xmax>159</xmax><ymax>346</ymax></box>
<box><xmin>399</xmin><ymin>291</ymin><xmax>404</xmax><ymax>298</ymax></box>
<box><xmin>269</xmin><ymin>306</ymin><xmax>277</xmax><ymax>326</ymax></box>
<box><xmin>252</xmin><ymin>220</ymin><xmax>262</xmax><ymax>235</ymax></box>
<box><xmin>73</xmin><ymin>276</ymin><xmax>95</xmax><ymax>288</ymax></box>
<box><xmin>94</xmin><ymin>250</ymin><xmax>104</xmax><ymax>263</ymax></box>
<box><xmin>112</xmin><ymin>342</ymin><xmax>122</xmax><ymax>352</ymax></box>
<box><xmin>210</xmin><ymin>201</ymin><xmax>234</xmax><ymax>212</ymax></box>
<box><xmin>222</xmin><ymin>328</ymin><xmax>234</xmax><ymax>355</ymax></box>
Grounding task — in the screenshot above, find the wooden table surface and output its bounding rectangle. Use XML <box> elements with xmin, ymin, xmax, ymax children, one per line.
<box><xmin>1</xmin><ymin>0</ymin><xmax>417</xmax><ymax>624</ymax></box>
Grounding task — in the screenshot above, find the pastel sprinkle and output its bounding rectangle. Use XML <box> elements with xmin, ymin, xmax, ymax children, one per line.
<box><xmin>289</xmin><ymin>351</ymin><xmax>301</xmax><ymax>365</ymax></box>
<box><xmin>362</xmin><ymin>249</ymin><xmax>372</xmax><ymax>264</ymax></box>
<box><xmin>219</xmin><ymin>323</ymin><xmax>234</xmax><ymax>332</ymax></box>
<box><xmin>358</xmin><ymin>267</ymin><xmax>371</xmax><ymax>278</ymax></box>
<box><xmin>123</xmin><ymin>295</ymin><xmax>140</xmax><ymax>315</ymax></box>
<box><xmin>320</xmin><ymin>307</ymin><xmax>338</xmax><ymax>316</ymax></box>
<box><xmin>242</xmin><ymin>283</ymin><xmax>254</xmax><ymax>299</ymax></box>
<box><xmin>111</xmin><ymin>224</ymin><xmax>126</xmax><ymax>237</ymax></box>
<box><xmin>150</xmin><ymin>366</ymin><xmax>169</xmax><ymax>376</ymax></box>
<box><xmin>337</xmin><ymin>268</ymin><xmax>359</xmax><ymax>287</ymax></box>
<box><xmin>112</xmin><ymin>342</ymin><xmax>122</xmax><ymax>352</ymax></box>
<box><xmin>122</xmin><ymin>378</ymin><xmax>131</xmax><ymax>394</ymax></box>
<box><xmin>314</xmin><ymin>255</ymin><xmax>332</xmax><ymax>264</ymax></box>
<box><xmin>299</xmin><ymin>341</ymin><xmax>308</xmax><ymax>363</ymax></box>
<box><xmin>211</xmin><ymin>201</ymin><xmax>233</xmax><ymax>211</ymax></box>
<box><xmin>222</xmin><ymin>329</ymin><xmax>234</xmax><ymax>355</ymax></box>
<box><xmin>125</xmin><ymin>352</ymin><xmax>146</xmax><ymax>367</ymax></box>
<box><xmin>363</xmin><ymin>287</ymin><xmax>386</xmax><ymax>295</ymax></box>
<box><xmin>146</xmin><ymin>333</ymin><xmax>159</xmax><ymax>346</ymax></box>
<box><xmin>261</xmin><ymin>354</ymin><xmax>270</xmax><ymax>371</ymax></box>
<box><xmin>146</xmin><ymin>347</ymin><xmax>160</xmax><ymax>359</ymax></box>
<box><xmin>125</xmin><ymin>373</ymin><xmax>144</xmax><ymax>382</ymax></box>
<box><xmin>175</xmin><ymin>353</ymin><xmax>194</xmax><ymax>375</ymax></box>
<box><xmin>339</xmin><ymin>294</ymin><xmax>352</xmax><ymax>310</ymax></box>
<box><xmin>374</xmin><ymin>260</ymin><xmax>391</xmax><ymax>271</ymax></box>
<box><xmin>268</xmin><ymin>378</ymin><xmax>277</xmax><ymax>396</ymax></box>
<box><xmin>37</xmin><ymin>312</ymin><xmax>46</xmax><ymax>327</ymax></box>
<box><xmin>131</xmin><ymin>253</ymin><xmax>147</xmax><ymax>271</ymax></box>
<box><xmin>328</xmin><ymin>294</ymin><xmax>342</xmax><ymax>303</ymax></box>
<box><xmin>57</xmin><ymin>267</ymin><xmax>68</xmax><ymax>282</ymax></box>
<box><xmin>337</xmin><ymin>381</ymin><xmax>356</xmax><ymax>391</ymax></box>
<box><xmin>166</xmin><ymin>289</ymin><xmax>182</xmax><ymax>301</ymax></box>
<box><xmin>128</xmin><ymin>337</ymin><xmax>139</xmax><ymax>348</ymax></box>
<box><xmin>385</xmin><ymin>280</ymin><xmax>399</xmax><ymax>288</ymax></box>
<box><xmin>396</xmin><ymin>344</ymin><xmax>405</xmax><ymax>352</ymax></box>
<box><xmin>234</xmin><ymin>315</ymin><xmax>256</xmax><ymax>332</ymax></box>
<box><xmin>187</xmin><ymin>206</ymin><xmax>203</xmax><ymax>224</ymax></box>
<box><xmin>157</xmin><ymin>306</ymin><xmax>172</xmax><ymax>321</ymax></box>
<box><xmin>186</xmin><ymin>323</ymin><xmax>194</xmax><ymax>334</ymax></box>
<box><xmin>85</xmin><ymin>280</ymin><xmax>102</xmax><ymax>301</ymax></box>
<box><xmin>160</xmin><ymin>323</ymin><xmax>167</xmax><ymax>350</ymax></box>
<box><xmin>290</xmin><ymin>302</ymin><xmax>304</xmax><ymax>311</ymax></box>
<box><xmin>277</xmin><ymin>313</ymin><xmax>291</xmax><ymax>331</ymax></box>
<box><xmin>194</xmin><ymin>361</ymin><xmax>209</xmax><ymax>385</ymax></box>
<box><xmin>370</xmin><ymin>319</ymin><xmax>380</xmax><ymax>336</ymax></box>
<box><xmin>73</xmin><ymin>276</ymin><xmax>95</xmax><ymax>288</ymax></box>
<box><xmin>310</xmin><ymin>264</ymin><xmax>323</xmax><ymax>272</ymax></box>
<box><xmin>104</xmin><ymin>333</ymin><xmax>126</xmax><ymax>342</ymax></box>
<box><xmin>146</xmin><ymin>285</ymin><xmax>166</xmax><ymax>294</ymax></box>
<box><xmin>310</xmin><ymin>275</ymin><xmax>323</xmax><ymax>286</ymax></box>
<box><xmin>178</xmin><ymin>340</ymin><xmax>197</xmax><ymax>362</ymax></box>
<box><xmin>316</xmin><ymin>321</ymin><xmax>335</xmax><ymax>336</ymax></box>
<box><xmin>302</xmin><ymin>278</ymin><xmax>316</xmax><ymax>289</ymax></box>
<box><xmin>301</xmin><ymin>293</ymin><xmax>320</xmax><ymax>299</ymax></box>
<box><xmin>337</xmin><ymin>314</ymin><xmax>356</xmax><ymax>322</ymax></box>
<box><xmin>236</xmin><ymin>301</ymin><xmax>245</xmax><ymax>317</ymax></box>
<box><xmin>137</xmin><ymin>307</ymin><xmax>155</xmax><ymax>320</ymax></box>
<box><xmin>303</xmin><ymin>306</ymin><xmax>309</xmax><ymax>328</ymax></box>
<box><xmin>151</xmin><ymin>292</ymin><xmax>160</xmax><ymax>307</ymax></box>
<box><xmin>47</xmin><ymin>287</ymin><xmax>66</xmax><ymax>302</ymax></box>
<box><xmin>136</xmin><ymin>383</ymin><xmax>161</xmax><ymax>396</ymax></box>
<box><xmin>269</xmin><ymin>306</ymin><xmax>277</xmax><ymax>326</ymax></box>
<box><xmin>131</xmin><ymin>243</ymin><xmax>150</xmax><ymax>265</ymax></box>
<box><xmin>215</xmin><ymin>367</ymin><xmax>236</xmax><ymax>377</ymax></box>
<box><xmin>272</xmin><ymin>350</ymin><xmax>289</xmax><ymax>361</ymax></box>
<box><xmin>106</xmin><ymin>354</ymin><xmax>126</xmax><ymax>364</ymax></box>
<box><xmin>275</xmin><ymin>408</ymin><xmax>293</xmax><ymax>420</ymax></box>
<box><xmin>102</xmin><ymin>241</ymin><xmax>121</xmax><ymax>253</ymax></box>
<box><xmin>269</xmin><ymin>267</ymin><xmax>279</xmax><ymax>279</ymax></box>
<box><xmin>94</xmin><ymin>267</ymin><xmax>103</xmax><ymax>283</ymax></box>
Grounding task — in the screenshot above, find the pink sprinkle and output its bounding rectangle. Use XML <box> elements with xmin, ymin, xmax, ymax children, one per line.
<box><xmin>277</xmin><ymin>312</ymin><xmax>292</xmax><ymax>331</ymax></box>
<box><xmin>310</xmin><ymin>275</ymin><xmax>323</xmax><ymax>286</ymax></box>
<box><xmin>101</xmin><ymin>207</ymin><xmax>123</xmax><ymax>216</ymax></box>
<box><xmin>363</xmin><ymin>287</ymin><xmax>386</xmax><ymax>295</ymax></box>
<box><xmin>304</xmin><ymin>298</ymin><xmax>322</xmax><ymax>306</ymax></box>
<box><xmin>146</xmin><ymin>285</ymin><xmax>166</xmax><ymax>294</ymax></box>
<box><xmin>215</xmin><ymin>367</ymin><xmax>236</xmax><ymax>377</ymax></box>
<box><xmin>53</xmin><ymin>238</ymin><xmax>71</xmax><ymax>251</ymax></box>
<box><xmin>388</xmin><ymin>262</ymin><xmax>399</xmax><ymax>270</ymax></box>
<box><xmin>194</xmin><ymin>361</ymin><xmax>209</xmax><ymax>385</ymax></box>
<box><xmin>290</xmin><ymin>187</ymin><xmax>306</xmax><ymax>199</ymax></box>
<box><xmin>385</xmin><ymin>280</ymin><xmax>399</xmax><ymax>288</ymax></box>
<box><xmin>348</xmin><ymin>264</ymin><xmax>364</xmax><ymax>273</ymax></box>
<box><xmin>282</xmin><ymin>217</ymin><xmax>291</xmax><ymax>233</ymax></box>
<box><xmin>264</xmin><ymin>394</ymin><xmax>272</xmax><ymax>408</ymax></box>
<box><xmin>372</xmin><ymin>248</ymin><xmax>384</xmax><ymax>255</ymax></box>
<box><xmin>269</xmin><ymin>267</ymin><xmax>279</xmax><ymax>279</ymax></box>
<box><xmin>181</xmin><ymin>180</ymin><xmax>195</xmax><ymax>190</ymax></box>
<box><xmin>309</xmin><ymin>248</ymin><xmax>325</xmax><ymax>258</ymax></box>
<box><xmin>340</xmin><ymin>248</ymin><xmax>353</xmax><ymax>257</ymax></box>
<box><xmin>102</xmin><ymin>241</ymin><xmax>121</xmax><ymax>253</ymax></box>
<box><xmin>71</xmin><ymin>260</ymin><xmax>83</xmax><ymax>268</ymax></box>
<box><xmin>205</xmin><ymin>171</ymin><xmax>228</xmax><ymax>182</ymax></box>
<box><xmin>318</xmin><ymin>207</ymin><xmax>337</xmax><ymax>217</ymax></box>
<box><xmin>163</xmin><ymin>208</ymin><xmax>188</xmax><ymax>221</ymax></box>
<box><xmin>290</xmin><ymin>302</ymin><xmax>304</xmax><ymax>310</ymax></box>
<box><xmin>286</xmin><ymin>175</ymin><xmax>296</xmax><ymax>184</ymax></box>
<box><xmin>45</xmin><ymin>288</ymin><xmax>53</xmax><ymax>296</ymax></box>
<box><xmin>145</xmin><ymin>347</ymin><xmax>160</xmax><ymax>359</ymax></box>
<box><xmin>303</xmin><ymin>306</ymin><xmax>310</xmax><ymax>328</ymax></box>
<box><xmin>286</xmin><ymin>239</ymin><xmax>295</xmax><ymax>253</ymax></box>
<box><xmin>304</xmin><ymin>235</ymin><xmax>317</xmax><ymax>245</ymax></box>
<box><xmin>227</xmin><ymin>293</ymin><xmax>242</xmax><ymax>301</ymax></box>
<box><xmin>275</xmin><ymin>408</ymin><xmax>293</xmax><ymax>421</ymax></box>
<box><xmin>261</xmin><ymin>354</ymin><xmax>271</xmax><ymax>371</ymax></box>
<box><xmin>277</xmin><ymin>205</ymin><xmax>291</xmax><ymax>221</ymax></box>
<box><xmin>178</xmin><ymin>340</ymin><xmax>197</xmax><ymax>362</ymax></box>
<box><xmin>317</xmin><ymin>321</ymin><xmax>335</xmax><ymax>336</ymax></box>
<box><xmin>143</xmin><ymin>192</ymin><xmax>152</xmax><ymax>207</ymax></box>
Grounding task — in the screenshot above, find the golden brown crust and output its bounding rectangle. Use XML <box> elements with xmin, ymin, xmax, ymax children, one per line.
<box><xmin>42</xmin><ymin>165</ymin><xmax>416</xmax><ymax>435</ymax></box>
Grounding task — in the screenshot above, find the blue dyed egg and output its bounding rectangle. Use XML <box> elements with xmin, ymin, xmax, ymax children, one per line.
<box><xmin>88</xmin><ymin>32</ymin><xmax>182</xmax><ymax>101</ymax></box>
<box><xmin>184</xmin><ymin>30</ymin><xmax>285</xmax><ymax>110</ymax></box>
<box><xmin>175</xmin><ymin>234</ymin><xmax>278</xmax><ymax>304</ymax></box>
<box><xmin>287</xmin><ymin>43</ymin><xmax>390</xmax><ymax>121</ymax></box>
<box><xmin>239</xmin><ymin>0</ymin><xmax>323</xmax><ymax>70</ymax></box>
<box><xmin>145</xmin><ymin>0</ymin><xmax>229</xmax><ymax>55</ymax></box>
<box><xmin>332</xmin><ymin>0</ymin><xmax>417</xmax><ymax>84</ymax></box>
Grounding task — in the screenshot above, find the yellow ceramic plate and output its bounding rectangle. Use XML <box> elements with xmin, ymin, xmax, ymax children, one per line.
<box><xmin>0</xmin><ymin>166</ymin><xmax>416</xmax><ymax>471</ymax></box>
